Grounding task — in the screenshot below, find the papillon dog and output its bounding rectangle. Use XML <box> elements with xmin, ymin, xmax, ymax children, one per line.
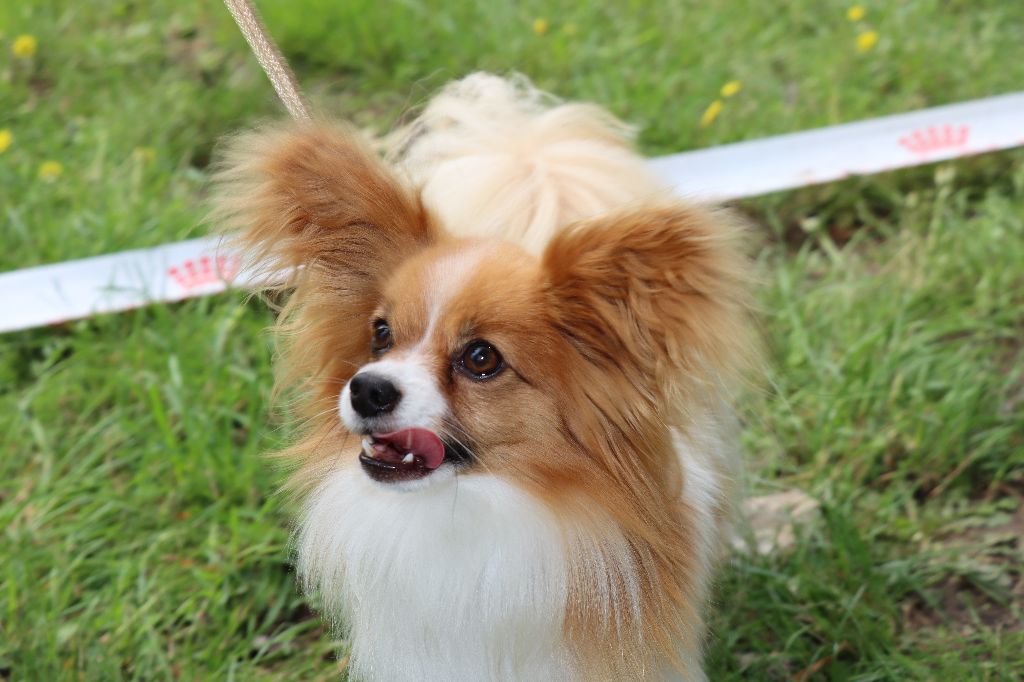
<box><xmin>215</xmin><ymin>73</ymin><xmax>755</xmax><ymax>680</ymax></box>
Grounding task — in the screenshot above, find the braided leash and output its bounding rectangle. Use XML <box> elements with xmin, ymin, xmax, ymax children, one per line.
<box><xmin>222</xmin><ymin>0</ymin><xmax>310</xmax><ymax>120</ymax></box>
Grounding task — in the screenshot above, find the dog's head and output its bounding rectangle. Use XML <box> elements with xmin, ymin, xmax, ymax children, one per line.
<box><xmin>215</xmin><ymin>122</ymin><xmax>752</xmax><ymax>498</ymax></box>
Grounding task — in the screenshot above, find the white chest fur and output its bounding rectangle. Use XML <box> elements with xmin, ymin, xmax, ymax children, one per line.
<box><xmin>296</xmin><ymin>466</ymin><xmax>576</xmax><ymax>681</ymax></box>
<box><xmin>296</xmin><ymin>416</ymin><xmax>733</xmax><ymax>682</ymax></box>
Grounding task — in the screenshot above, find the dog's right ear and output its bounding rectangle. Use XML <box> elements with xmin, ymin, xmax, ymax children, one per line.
<box><xmin>212</xmin><ymin>121</ymin><xmax>435</xmax><ymax>284</ymax></box>
<box><xmin>212</xmin><ymin>123</ymin><xmax>437</xmax><ymax>418</ymax></box>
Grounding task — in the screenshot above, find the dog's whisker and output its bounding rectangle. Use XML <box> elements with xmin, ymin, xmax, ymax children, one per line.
<box><xmin>440</xmin><ymin>418</ymin><xmax>498</xmax><ymax>477</ymax></box>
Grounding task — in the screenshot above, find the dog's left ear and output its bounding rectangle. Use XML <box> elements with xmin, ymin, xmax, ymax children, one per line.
<box><xmin>543</xmin><ymin>204</ymin><xmax>754</xmax><ymax>405</ymax></box>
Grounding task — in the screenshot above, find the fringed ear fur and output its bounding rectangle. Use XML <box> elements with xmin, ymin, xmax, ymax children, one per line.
<box><xmin>541</xmin><ymin>204</ymin><xmax>755</xmax><ymax>674</ymax></box>
<box><xmin>211</xmin><ymin>121</ymin><xmax>437</xmax><ymax>419</ymax></box>
<box><xmin>212</xmin><ymin>121</ymin><xmax>434</xmax><ymax>280</ymax></box>
<box><xmin>544</xmin><ymin>203</ymin><xmax>755</xmax><ymax>418</ymax></box>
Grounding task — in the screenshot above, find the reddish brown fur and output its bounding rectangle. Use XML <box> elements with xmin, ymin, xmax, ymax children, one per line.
<box><xmin>212</xmin><ymin>122</ymin><xmax>439</xmax><ymax>489</ymax></box>
<box><xmin>214</xmin><ymin>122</ymin><xmax>754</xmax><ymax>678</ymax></box>
<box><xmin>538</xmin><ymin>207</ymin><xmax>753</xmax><ymax>675</ymax></box>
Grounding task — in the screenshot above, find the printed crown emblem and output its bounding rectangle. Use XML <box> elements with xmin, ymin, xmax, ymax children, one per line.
<box><xmin>898</xmin><ymin>124</ymin><xmax>969</xmax><ymax>156</ymax></box>
<box><xmin>167</xmin><ymin>254</ymin><xmax>240</xmax><ymax>292</ymax></box>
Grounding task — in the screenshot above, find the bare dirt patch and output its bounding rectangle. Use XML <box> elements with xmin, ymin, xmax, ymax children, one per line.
<box><xmin>903</xmin><ymin>496</ymin><xmax>1023</xmax><ymax>637</ymax></box>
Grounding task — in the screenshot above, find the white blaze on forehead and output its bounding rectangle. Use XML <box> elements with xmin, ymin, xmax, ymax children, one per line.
<box><xmin>418</xmin><ymin>242</ymin><xmax>495</xmax><ymax>348</ymax></box>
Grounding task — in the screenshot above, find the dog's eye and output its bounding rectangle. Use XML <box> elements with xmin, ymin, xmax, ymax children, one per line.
<box><xmin>371</xmin><ymin>319</ymin><xmax>392</xmax><ymax>353</ymax></box>
<box><xmin>459</xmin><ymin>340</ymin><xmax>503</xmax><ymax>379</ymax></box>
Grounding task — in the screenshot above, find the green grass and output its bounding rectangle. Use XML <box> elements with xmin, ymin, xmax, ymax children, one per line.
<box><xmin>2</xmin><ymin>0</ymin><xmax>1022</xmax><ymax>679</ymax></box>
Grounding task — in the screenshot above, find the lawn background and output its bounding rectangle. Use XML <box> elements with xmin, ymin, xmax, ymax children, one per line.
<box><xmin>1</xmin><ymin>0</ymin><xmax>1022</xmax><ymax>679</ymax></box>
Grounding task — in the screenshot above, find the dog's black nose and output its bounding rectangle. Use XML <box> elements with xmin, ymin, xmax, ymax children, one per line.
<box><xmin>349</xmin><ymin>373</ymin><xmax>402</xmax><ymax>418</ymax></box>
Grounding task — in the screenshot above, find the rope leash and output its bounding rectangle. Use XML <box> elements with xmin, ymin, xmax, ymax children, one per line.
<box><xmin>222</xmin><ymin>0</ymin><xmax>310</xmax><ymax>120</ymax></box>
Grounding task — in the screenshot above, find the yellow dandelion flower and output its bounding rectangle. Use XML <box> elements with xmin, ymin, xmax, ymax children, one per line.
<box><xmin>12</xmin><ymin>34</ymin><xmax>38</xmax><ymax>59</ymax></box>
<box><xmin>856</xmin><ymin>30</ymin><xmax>879</xmax><ymax>53</ymax></box>
<box><xmin>132</xmin><ymin>146</ymin><xmax>155</xmax><ymax>164</ymax></box>
<box><xmin>720</xmin><ymin>80</ymin><xmax>742</xmax><ymax>98</ymax></box>
<box><xmin>847</xmin><ymin>5</ymin><xmax>866</xmax><ymax>21</ymax></box>
<box><xmin>700</xmin><ymin>100</ymin><xmax>723</xmax><ymax>128</ymax></box>
<box><xmin>532</xmin><ymin>18</ymin><xmax>549</xmax><ymax>36</ymax></box>
<box><xmin>0</xmin><ymin>129</ymin><xmax>11</xmax><ymax>154</ymax></box>
<box><xmin>38</xmin><ymin>160</ymin><xmax>64</xmax><ymax>181</ymax></box>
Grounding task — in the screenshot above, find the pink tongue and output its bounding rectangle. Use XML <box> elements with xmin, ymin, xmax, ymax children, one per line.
<box><xmin>374</xmin><ymin>428</ymin><xmax>446</xmax><ymax>470</ymax></box>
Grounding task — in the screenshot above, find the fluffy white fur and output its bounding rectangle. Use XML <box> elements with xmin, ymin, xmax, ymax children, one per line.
<box><xmin>672</xmin><ymin>407</ymin><xmax>740</xmax><ymax>622</ymax></box>
<box><xmin>389</xmin><ymin>72</ymin><xmax>670</xmax><ymax>255</ymax></box>
<box><xmin>296</xmin><ymin>421</ymin><xmax>729</xmax><ymax>681</ymax></box>
<box><xmin>297</xmin><ymin>467</ymin><xmax>576</xmax><ymax>681</ymax></box>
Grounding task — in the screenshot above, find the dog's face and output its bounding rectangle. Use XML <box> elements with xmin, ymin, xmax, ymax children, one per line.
<box><xmin>336</xmin><ymin>240</ymin><xmax>567</xmax><ymax>490</ymax></box>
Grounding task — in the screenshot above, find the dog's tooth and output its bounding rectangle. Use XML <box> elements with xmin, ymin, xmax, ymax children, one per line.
<box><xmin>361</xmin><ymin>437</ymin><xmax>376</xmax><ymax>458</ymax></box>
<box><xmin>402</xmin><ymin>453</ymin><xmax>415</xmax><ymax>464</ymax></box>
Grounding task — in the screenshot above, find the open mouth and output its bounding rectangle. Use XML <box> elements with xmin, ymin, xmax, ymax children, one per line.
<box><xmin>359</xmin><ymin>428</ymin><xmax>447</xmax><ymax>483</ymax></box>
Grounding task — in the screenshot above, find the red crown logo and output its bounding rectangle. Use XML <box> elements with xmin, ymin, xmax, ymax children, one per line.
<box><xmin>167</xmin><ymin>254</ymin><xmax>240</xmax><ymax>292</ymax></box>
<box><xmin>898</xmin><ymin>124</ymin><xmax>969</xmax><ymax>156</ymax></box>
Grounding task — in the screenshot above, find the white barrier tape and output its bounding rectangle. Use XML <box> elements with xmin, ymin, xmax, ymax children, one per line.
<box><xmin>2</xmin><ymin>237</ymin><xmax>239</xmax><ymax>333</ymax></box>
<box><xmin>651</xmin><ymin>92</ymin><xmax>1023</xmax><ymax>201</ymax></box>
<box><xmin>3</xmin><ymin>92</ymin><xmax>1022</xmax><ymax>334</ymax></box>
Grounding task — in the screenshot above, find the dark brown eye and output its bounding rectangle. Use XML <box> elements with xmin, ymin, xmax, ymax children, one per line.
<box><xmin>371</xmin><ymin>319</ymin><xmax>392</xmax><ymax>353</ymax></box>
<box><xmin>459</xmin><ymin>340</ymin><xmax>503</xmax><ymax>379</ymax></box>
